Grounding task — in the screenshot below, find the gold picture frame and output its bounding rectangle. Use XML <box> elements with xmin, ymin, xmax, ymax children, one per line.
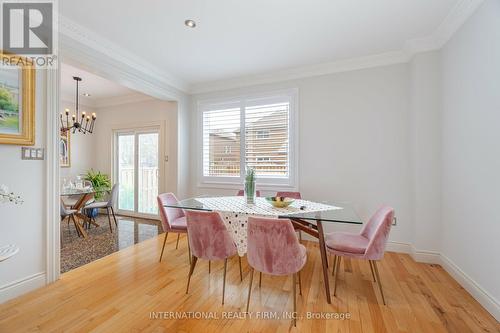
<box><xmin>60</xmin><ymin>129</ymin><xmax>71</xmax><ymax>168</ymax></box>
<box><xmin>0</xmin><ymin>52</ymin><xmax>35</xmax><ymax>145</ymax></box>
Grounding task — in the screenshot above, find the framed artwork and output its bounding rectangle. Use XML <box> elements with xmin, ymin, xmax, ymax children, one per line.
<box><xmin>60</xmin><ymin>129</ymin><xmax>70</xmax><ymax>167</ymax></box>
<box><xmin>0</xmin><ymin>52</ymin><xmax>35</xmax><ymax>145</ymax></box>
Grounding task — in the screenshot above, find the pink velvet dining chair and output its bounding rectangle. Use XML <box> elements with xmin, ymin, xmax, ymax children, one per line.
<box><xmin>236</xmin><ymin>189</ymin><xmax>261</xmax><ymax>197</ymax></box>
<box><xmin>185</xmin><ymin>210</ymin><xmax>243</xmax><ymax>305</ymax></box>
<box><xmin>276</xmin><ymin>191</ymin><xmax>303</xmax><ymax>241</ymax></box>
<box><xmin>326</xmin><ymin>206</ymin><xmax>395</xmax><ymax>305</ymax></box>
<box><xmin>246</xmin><ymin>216</ymin><xmax>307</xmax><ymax>326</ymax></box>
<box><xmin>275</xmin><ymin>191</ymin><xmax>302</xmax><ymax>199</ymax></box>
<box><xmin>157</xmin><ymin>193</ymin><xmax>191</xmax><ymax>263</ymax></box>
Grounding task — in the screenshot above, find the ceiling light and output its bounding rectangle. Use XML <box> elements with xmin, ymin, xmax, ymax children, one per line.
<box><xmin>82</xmin><ymin>93</ymin><xmax>91</xmax><ymax>97</ymax></box>
<box><xmin>184</xmin><ymin>19</ymin><xmax>196</xmax><ymax>28</ymax></box>
<box><xmin>60</xmin><ymin>77</ymin><xmax>97</xmax><ymax>135</ymax></box>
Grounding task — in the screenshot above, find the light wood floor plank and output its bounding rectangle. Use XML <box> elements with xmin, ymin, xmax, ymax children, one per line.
<box><xmin>0</xmin><ymin>235</ymin><xmax>498</xmax><ymax>333</ymax></box>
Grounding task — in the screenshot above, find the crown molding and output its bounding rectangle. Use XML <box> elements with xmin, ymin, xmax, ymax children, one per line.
<box><xmin>189</xmin><ymin>0</ymin><xmax>485</xmax><ymax>94</ymax></box>
<box><xmin>59</xmin><ymin>15</ymin><xmax>189</xmax><ymax>97</ymax></box>
<box><xmin>93</xmin><ymin>93</ymin><xmax>156</xmax><ymax>109</ymax></box>
<box><xmin>404</xmin><ymin>0</ymin><xmax>485</xmax><ymax>53</ymax></box>
<box><xmin>189</xmin><ymin>50</ymin><xmax>412</xmax><ymax>94</ymax></box>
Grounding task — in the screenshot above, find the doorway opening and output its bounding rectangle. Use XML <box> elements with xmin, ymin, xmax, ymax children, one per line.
<box><xmin>58</xmin><ymin>62</ymin><xmax>176</xmax><ymax>273</ymax></box>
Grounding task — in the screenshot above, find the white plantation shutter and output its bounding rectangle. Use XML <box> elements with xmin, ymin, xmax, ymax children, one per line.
<box><xmin>200</xmin><ymin>90</ymin><xmax>296</xmax><ymax>185</ymax></box>
<box><xmin>245</xmin><ymin>102</ymin><xmax>289</xmax><ymax>177</ymax></box>
<box><xmin>202</xmin><ymin>106</ymin><xmax>241</xmax><ymax>177</ymax></box>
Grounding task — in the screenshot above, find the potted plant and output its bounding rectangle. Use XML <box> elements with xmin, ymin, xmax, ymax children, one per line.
<box><xmin>84</xmin><ymin>169</ymin><xmax>111</xmax><ymax>218</ymax></box>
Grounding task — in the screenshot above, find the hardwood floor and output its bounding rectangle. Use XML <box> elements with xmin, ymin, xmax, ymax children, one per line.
<box><xmin>0</xmin><ymin>235</ymin><xmax>498</xmax><ymax>333</ymax></box>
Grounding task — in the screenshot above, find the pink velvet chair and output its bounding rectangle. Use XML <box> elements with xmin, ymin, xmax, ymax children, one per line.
<box><xmin>246</xmin><ymin>216</ymin><xmax>307</xmax><ymax>326</ymax></box>
<box><xmin>276</xmin><ymin>191</ymin><xmax>303</xmax><ymax>241</ymax></box>
<box><xmin>236</xmin><ymin>189</ymin><xmax>261</xmax><ymax>197</ymax></box>
<box><xmin>326</xmin><ymin>206</ymin><xmax>394</xmax><ymax>304</ymax></box>
<box><xmin>157</xmin><ymin>193</ymin><xmax>190</xmax><ymax>263</ymax></box>
<box><xmin>275</xmin><ymin>191</ymin><xmax>302</xmax><ymax>199</ymax></box>
<box><xmin>185</xmin><ymin>210</ymin><xmax>242</xmax><ymax>305</ymax></box>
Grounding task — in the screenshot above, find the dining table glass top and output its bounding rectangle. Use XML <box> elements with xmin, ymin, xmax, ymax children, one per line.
<box><xmin>60</xmin><ymin>186</ymin><xmax>95</xmax><ymax>196</ymax></box>
<box><xmin>164</xmin><ymin>196</ymin><xmax>363</xmax><ymax>225</ymax></box>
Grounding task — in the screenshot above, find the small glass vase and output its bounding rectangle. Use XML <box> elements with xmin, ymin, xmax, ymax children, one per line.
<box><xmin>244</xmin><ymin>180</ymin><xmax>256</xmax><ymax>204</ymax></box>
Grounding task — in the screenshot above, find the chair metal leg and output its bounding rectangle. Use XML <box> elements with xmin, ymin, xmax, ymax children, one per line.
<box><xmin>222</xmin><ymin>258</ymin><xmax>228</xmax><ymax>305</ymax></box>
<box><xmin>246</xmin><ymin>268</ymin><xmax>254</xmax><ymax>313</ymax></box>
<box><xmin>106</xmin><ymin>207</ymin><xmax>113</xmax><ymax>233</ymax></box>
<box><xmin>369</xmin><ymin>260</ymin><xmax>376</xmax><ymax>282</ymax></box>
<box><xmin>298</xmin><ymin>270</ymin><xmax>302</xmax><ymax>296</ymax></box>
<box><xmin>259</xmin><ymin>271</ymin><xmax>262</xmax><ymax>288</ymax></box>
<box><xmin>372</xmin><ymin>260</ymin><xmax>386</xmax><ymax>305</ymax></box>
<box><xmin>110</xmin><ymin>206</ymin><xmax>118</xmax><ymax>226</ymax></box>
<box><xmin>159</xmin><ymin>232</ymin><xmax>168</xmax><ymax>262</ymax></box>
<box><xmin>332</xmin><ymin>255</ymin><xmax>338</xmax><ymax>276</ymax></box>
<box><xmin>238</xmin><ymin>256</ymin><xmax>243</xmax><ymax>281</ymax></box>
<box><xmin>292</xmin><ymin>273</ymin><xmax>297</xmax><ymax>327</ymax></box>
<box><xmin>333</xmin><ymin>256</ymin><xmax>342</xmax><ymax>296</ymax></box>
<box><xmin>175</xmin><ymin>234</ymin><xmax>180</xmax><ymax>249</ymax></box>
<box><xmin>186</xmin><ymin>256</ymin><xmax>198</xmax><ymax>294</ymax></box>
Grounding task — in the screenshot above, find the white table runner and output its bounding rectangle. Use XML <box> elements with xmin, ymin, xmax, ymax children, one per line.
<box><xmin>195</xmin><ymin>196</ymin><xmax>340</xmax><ymax>256</ymax></box>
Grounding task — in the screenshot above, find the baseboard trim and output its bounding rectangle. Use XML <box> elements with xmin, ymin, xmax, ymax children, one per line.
<box><xmin>0</xmin><ymin>272</ymin><xmax>46</xmax><ymax>304</ymax></box>
<box><xmin>440</xmin><ymin>254</ymin><xmax>500</xmax><ymax>322</ymax></box>
<box><xmin>386</xmin><ymin>241</ymin><xmax>412</xmax><ymax>254</ymax></box>
<box><xmin>386</xmin><ymin>241</ymin><xmax>499</xmax><ymax>321</ymax></box>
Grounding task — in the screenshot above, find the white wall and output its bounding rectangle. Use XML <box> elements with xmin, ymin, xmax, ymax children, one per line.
<box><xmin>409</xmin><ymin>52</ymin><xmax>442</xmax><ymax>254</ymax></box>
<box><xmin>59</xmin><ymin>99</ymin><xmax>97</xmax><ymax>179</ymax></box>
<box><xmin>93</xmin><ymin>98</ymin><xmax>179</xmax><ymax>197</ymax></box>
<box><xmin>190</xmin><ymin>64</ymin><xmax>414</xmax><ymax>242</ymax></box>
<box><xmin>441</xmin><ymin>0</ymin><xmax>500</xmax><ymax>318</ymax></box>
<box><xmin>0</xmin><ymin>71</ymin><xmax>47</xmax><ymax>302</ymax></box>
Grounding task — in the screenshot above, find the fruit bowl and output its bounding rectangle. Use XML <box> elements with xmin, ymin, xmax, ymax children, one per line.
<box><xmin>265</xmin><ymin>196</ymin><xmax>295</xmax><ymax>208</ymax></box>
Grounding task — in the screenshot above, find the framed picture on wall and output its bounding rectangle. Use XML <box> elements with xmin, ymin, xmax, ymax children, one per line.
<box><xmin>60</xmin><ymin>129</ymin><xmax>71</xmax><ymax>168</ymax></box>
<box><xmin>0</xmin><ymin>52</ymin><xmax>35</xmax><ymax>145</ymax></box>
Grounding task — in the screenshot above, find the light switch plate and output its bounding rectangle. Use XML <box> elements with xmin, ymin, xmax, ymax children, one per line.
<box><xmin>21</xmin><ymin>147</ymin><xmax>45</xmax><ymax>160</ymax></box>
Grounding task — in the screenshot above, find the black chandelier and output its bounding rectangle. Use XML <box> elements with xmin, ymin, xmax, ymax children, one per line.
<box><xmin>60</xmin><ymin>76</ymin><xmax>96</xmax><ymax>134</ymax></box>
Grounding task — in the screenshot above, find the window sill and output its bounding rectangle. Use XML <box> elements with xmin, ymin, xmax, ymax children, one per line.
<box><xmin>197</xmin><ymin>180</ymin><xmax>297</xmax><ymax>191</ymax></box>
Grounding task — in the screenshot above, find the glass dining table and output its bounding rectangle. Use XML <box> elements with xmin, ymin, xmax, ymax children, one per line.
<box><xmin>164</xmin><ymin>196</ymin><xmax>363</xmax><ymax>304</ymax></box>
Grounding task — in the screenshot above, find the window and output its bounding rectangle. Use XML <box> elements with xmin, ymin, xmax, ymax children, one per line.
<box><xmin>256</xmin><ymin>130</ymin><xmax>270</xmax><ymax>139</ymax></box>
<box><xmin>199</xmin><ymin>90</ymin><xmax>297</xmax><ymax>186</ymax></box>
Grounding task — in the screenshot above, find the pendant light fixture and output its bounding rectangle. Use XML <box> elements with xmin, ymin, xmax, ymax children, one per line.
<box><xmin>60</xmin><ymin>76</ymin><xmax>96</xmax><ymax>134</ymax></box>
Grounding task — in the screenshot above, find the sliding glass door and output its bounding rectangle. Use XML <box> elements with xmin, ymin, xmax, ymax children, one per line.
<box><xmin>116</xmin><ymin>128</ymin><xmax>159</xmax><ymax>216</ymax></box>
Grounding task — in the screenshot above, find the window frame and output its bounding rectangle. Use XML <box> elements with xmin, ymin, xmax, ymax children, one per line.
<box><xmin>197</xmin><ymin>89</ymin><xmax>299</xmax><ymax>190</ymax></box>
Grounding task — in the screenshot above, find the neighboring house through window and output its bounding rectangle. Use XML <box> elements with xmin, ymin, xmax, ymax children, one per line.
<box><xmin>199</xmin><ymin>89</ymin><xmax>297</xmax><ymax>187</ymax></box>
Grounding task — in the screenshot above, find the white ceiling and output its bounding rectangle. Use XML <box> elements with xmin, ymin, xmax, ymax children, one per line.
<box><xmin>60</xmin><ymin>0</ymin><xmax>459</xmax><ymax>87</ymax></box>
<box><xmin>60</xmin><ymin>63</ymin><xmax>137</xmax><ymax>101</ymax></box>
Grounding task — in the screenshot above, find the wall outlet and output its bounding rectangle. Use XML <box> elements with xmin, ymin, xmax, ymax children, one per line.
<box><xmin>21</xmin><ymin>147</ymin><xmax>45</xmax><ymax>160</ymax></box>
